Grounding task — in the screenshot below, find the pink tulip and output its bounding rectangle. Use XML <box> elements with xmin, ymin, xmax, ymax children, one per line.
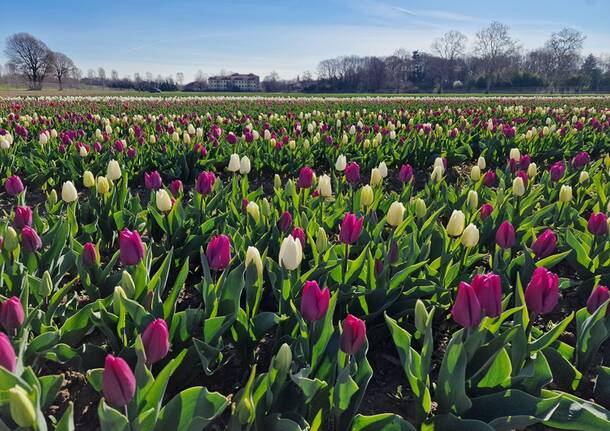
<box><xmin>119</xmin><ymin>229</ymin><xmax>145</xmax><ymax>266</ymax></box>
<box><xmin>300</xmin><ymin>281</ymin><xmax>330</xmax><ymax>322</ymax></box>
<box><xmin>21</xmin><ymin>226</ymin><xmax>42</xmax><ymax>252</ymax></box>
<box><xmin>195</xmin><ymin>171</ymin><xmax>216</xmax><ymax>196</ymax></box>
<box><xmin>587</xmin><ymin>213</ymin><xmax>608</xmax><ymax>236</ymax></box>
<box><xmin>451</xmin><ymin>282</ymin><xmax>482</xmax><ymax>328</ymax></box>
<box><xmin>340</xmin><ymin>314</ymin><xmax>366</xmax><ymax>355</ymax></box>
<box><xmin>471</xmin><ymin>274</ymin><xmax>502</xmax><ymax>317</ymax></box>
<box><xmin>479</xmin><ymin>203</ymin><xmax>493</xmax><ymax>220</ymax></box>
<box><xmin>531</xmin><ymin>229</ymin><xmax>557</xmax><ymax>259</ymax></box>
<box><xmin>206</xmin><ymin>234</ymin><xmax>231</xmax><ymax>270</ymax></box>
<box><xmin>297</xmin><ymin>167</ymin><xmax>314</xmax><ymax>189</ymax></box>
<box><xmin>345</xmin><ymin>162</ymin><xmax>360</xmax><ymax>184</ymax></box>
<box><xmin>144</xmin><ymin>171</ymin><xmax>163</xmax><ymax>190</ymax></box>
<box><xmin>496</xmin><ymin>220</ymin><xmax>516</xmax><ymax>249</ymax></box>
<box><xmin>142</xmin><ymin>319</ymin><xmax>170</xmax><ymax>364</ymax></box>
<box><xmin>169</xmin><ymin>180</ymin><xmax>183</xmax><ymax>196</ymax></box>
<box><xmin>14</xmin><ymin>206</ymin><xmax>32</xmax><ymax>230</ymax></box>
<box><xmin>4</xmin><ymin>176</ymin><xmax>24</xmax><ymax>196</ymax></box>
<box><xmin>102</xmin><ymin>355</ymin><xmax>136</xmax><ymax>408</ymax></box>
<box><xmin>0</xmin><ymin>297</ymin><xmax>24</xmax><ymax>332</ymax></box>
<box><xmin>82</xmin><ymin>242</ymin><xmax>97</xmax><ymax>267</ymax></box>
<box><xmin>587</xmin><ymin>285</ymin><xmax>609</xmax><ymax>314</ymax></box>
<box><xmin>525</xmin><ymin>267</ymin><xmax>559</xmax><ymax>315</ymax></box>
<box><xmin>339</xmin><ymin>213</ymin><xmax>364</xmax><ymax>245</ymax></box>
<box><xmin>0</xmin><ymin>333</ymin><xmax>16</xmax><ymax>372</ymax></box>
<box><xmin>291</xmin><ymin>227</ymin><xmax>306</xmax><ymax>247</ymax></box>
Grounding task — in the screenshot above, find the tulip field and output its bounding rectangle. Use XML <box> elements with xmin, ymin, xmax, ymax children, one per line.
<box><xmin>2</xmin><ymin>95</ymin><xmax>610</xmax><ymax>430</ymax></box>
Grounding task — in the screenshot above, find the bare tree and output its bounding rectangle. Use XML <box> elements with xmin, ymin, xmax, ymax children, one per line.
<box><xmin>4</xmin><ymin>33</ymin><xmax>54</xmax><ymax>90</ymax></box>
<box><xmin>50</xmin><ymin>52</ymin><xmax>75</xmax><ymax>90</ymax></box>
<box><xmin>176</xmin><ymin>72</ymin><xmax>184</xmax><ymax>86</ymax></box>
<box><xmin>97</xmin><ymin>67</ymin><xmax>106</xmax><ymax>86</ymax></box>
<box><xmin>473</xmin><ymin>21</ymin><xmax>518</xmax><ymax>90</ymax></box>
<box><xmin>432</xmin><ymin>30</ymin><xmax>467</xmax><ymax>91</ymax></box>
<box><xmin>544</xmin><ymin>28</ymin><xmax>586</xmax><ymax>89</ymax></box>
<box><xmin>111</xmin><ymin>69</ymin><xmax>119</xmax><ymax>81</ymax></box>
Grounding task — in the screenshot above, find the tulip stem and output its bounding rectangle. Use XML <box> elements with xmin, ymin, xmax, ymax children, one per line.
<box><xmin>343</xmin><ymin>243</ymin><xmax>349</xmax><ymax>285</ymax></box>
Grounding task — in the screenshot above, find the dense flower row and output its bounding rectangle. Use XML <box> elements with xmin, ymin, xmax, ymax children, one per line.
<box><xmin>0</xmin><ymin>98</ymin><xmax>609</xmax><ymax>430</ymax></box>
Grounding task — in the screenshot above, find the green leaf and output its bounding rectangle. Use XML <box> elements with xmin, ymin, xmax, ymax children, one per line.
<box><xmin>352</xmin><ymin>413</ymin><xmax>417</xmax><ymax>431</ymax></box>
<box><xmin>154</xmin><ymin>386</ymin><xmax>228</xmax><ymax>431</ymax></box>
<box><xmin>98</xmin><ymin>399</ymin><xmax>130</xmax><ymax>431</ymax></box>
<box><xmin>437</xmin><ymin>330</ymin><xmax>471</xmax><ymax>415</ymax></box>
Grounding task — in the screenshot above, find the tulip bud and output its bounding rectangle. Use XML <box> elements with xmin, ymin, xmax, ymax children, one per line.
<box><xmin>315</xmin><ymin>227</ymin><xmax>328</xmax><ymax>253</ymax></box>
<box><xmin>461</xmin><ymin>223</ymin><xmax>479</xmax><ymax>247</ymax></box>
<box><xmin>300</xmin><ymin>280</ymin><xmax>330</xmax><ymax>322</ymax></box>
<box><xmin>41</xmin><ymin>270</ymin><xmax>53</xmax><ymax>297</ymax></box>
<box><xmin>446</xmin><ymin>210</ymin><xmax>465</xmax><ymax>236</ymax></box>
<box><xmin>471</xmin><ymin>273</ymin><xmax>502</xmax><ymax>317</ymax></box>
<box><xmin>246</xmin><ymin>201</ymin><xmax>260</xmax><ymax>223</ymax></box>
<box><xmin>378</xmin><ymin>161</ymin><xmax>388</xmax><ymax>178</ymax></box>
<box><xmin>398</xmin><ymin>164</ymin><xmax>413</xmax><ymax>183</ymax></box>
<box><xmin>206</xmin><ymin>234</ymin><xmax>232</xmax><ymax>271</ymax></box>
<box><xmin>525</xmin><ymin>267</ymin><xmax>559</xmax><ymax>315</ymax></box>
<box><xmin>228</xmin><ymin>153</ymin><xmax>241</xmax><ymax>172</ymax></box>
<box><xmin>83</xmin><ymin>171</ymin><xmax>95</xmax><ymax>188</ymax></box>
<box><xmin>106</xmin><ymin>160</ymin><xmax>122</xmax><ymax>181</ymax></box>
<box><xmin>195</xmin><ymin>171</ymin><xmax>216</xmax><ymax>196</ymax></box>
<box><xmin>414</xmin><ymin>300</ymin><xmax>428</xmax><ymax>333</ymax></box>
<box><xmin>509</xmin><ymin>148</ymin><xmax>521</xmax><ymax>162</ymax></box>
<box><xmin>61</xmin><ymin>181</ymin><xmax>78</xmax><ymax>203</ymax></box>
<box><xmin>278</xmin><ymin>211</ymin><xmax>292</xmax><ymax>233</ymax></box>
<box><xmin>318</xmin><ymin>175</ymin><xmax>332</xmax><ymax>197</ymax></box>
<box><xmin>452</xmin><ymin>282</ymin><xmax>481</xmax><ymax>328</ymax></box>
<box><xmin>431</xmin><ymin>165</ymin><xmax>444</xmax><ymax>182</ymax></box>
<box><xmin>587</xmin><ymin>285</ymin><xmax>610</xmax><ymax>314</ymax></box>
<box><xmin>387</xmin><ymin>201</ymin><xmax>405</xmax><ymax>227</ymax></box>
<box><xmin>340</xmin><ymin>314</ymin><xmax>366</xmax><ymax>355</ymax></box>
<box><xmin>339</xmin><ymin>213</ymin><xmax>364</xmax><ymax>245</ymax></box>
<box><xmin>531</xmin><ymin>229</ymin><xmax>557</xmax><ymax>259</ymax></box>
<box><xmin>273</xmin><ymin>343</ymin><xmax>292</xmax><ymax>376</ymax></box>
<box><xmin>284</xmin><ymin>179</ymin><xmax>295</xmax><ymax>196</ymax></box>
<box><xmin>370</xmin><ymin>168</ymin><xmax>383</xmax><ymax>186</ymax></box>
<box><xmin>470</xmin><ymin>165</ymin><xmax>481</xmax><ymax>181</ymax></box>
<box><xmin>0</xmin><ymin>297</ymin><xmax>24</xmax><ymax>333</ymax></box>
<box><xmin>4</xmin><ymin>227</ymin><xmax>18</xmax><ymax>251</ymax></box>
<box><xmin>579</xmin><ymin>171</ymin><xmax>589</xmax><ymax>184</ymax></box>
<box><xmin>558</xmin><ymin>185</ymin><xmax>572</xmax><ymax>203</ymax></box>
<box><xmin>467</xmin><ymin>190</ymin><xmax>478</xmax><ymax>210</ymax></box>
<box><xmin>142</xmin><ymin>319</ymin><xmax>170</xmax><ymax>364</ymax></box>
<box><xmin>96</xmin><ymin>176</ymin><xmax>110</xmax><ymax>195</ymax></box>
<box><xmin>527</xmin><ymin>162</ymin><xmax>537</xmax><ymax>179</ymax></box>
<box><xmin>155</xmin><ymin>189</ymin><xmax>173</xmax><ymax>212</ymax></box>
<box><xmin>279</xmin><ymin>235</ymin><xmax>303</xmax><ymax>270</ymax></box>
<box><xmin>512</xmin><ymin>177</ymin><xmax>525</xmax><ymax>197</ymax></box>
<box><xmin>82</xmin><ymin>242</ymin><xmax>97</xmax><ymax>267</ymax></box>
<box><xmin>588</xmin><ymin>212</ymin><xmax>608</xmax><ymax>236</ymax></box>
<box><xmin>477</xmin><ymin>156</ymin><xmax>486</xmax><ymax>170</ymax></box>
<box><xmin>119</xmin><ymin>229</ymin><xmax>145</xmax><ymax>266</ymax></box>
<box><xmin>8</xmin><ymin>386</ymin><xmax>36</xmax><ymax>428</ymax></box>
<box><xmin>0</xmin><ymin>332</ymin><xmax>16</xmax><ymax>372</ymax></box>
<box><xmin>48</xmin><ymin>189</ymin><xmax>58</xmax><ymax>205</ymax></box>
<box><xmin>4</xmin><ymin>175</ymin><xmax>24</xmax><ymax>196</ymax></box>
<box><xmin>496</xmin><ymin>220</ymin><xmax>516</xmax><ymax>249</ymax></box>
<box><xmin>120</xmin><ymin>271</ymin><xmax>136</xmax><ymax>298</ymax></box>
<box><xmin>274</xmin><ymin>174</ymin><xmax>282</xmax><ymax>189</ymax></box>
<box><xmin>102</xmin><ymin>354</ymin><xmax>136</xmax><ymax>408</ymax></box>
<box><xmin>335</xmin><ymin>154</ymin><xmax>347</xmax><ymax>171</ymax></box>
<box><xmin>360</xmin><ymin>185</ymin><xmax>374</xmax><ymax>207</ymax></box>
<box><xmin>413</xmin><ymin>198</ymin><xmax>427</xmax><ymax>218</ymax></box>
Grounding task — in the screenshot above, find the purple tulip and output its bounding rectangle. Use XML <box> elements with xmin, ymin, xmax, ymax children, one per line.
<box><xmin>515</xmin><ymin>170</ymin><xmax>529</xmax><ymax>187</ymax></box>
<box><xmin>102</xmin><ymin>355</ymin><xmax>136</xmax><ymax>408</ymax></box>
<box><xmin>297</xmin><ymin>167</ymin><xmax>314</xmax><ymax>189</ymax></box>
<box><xmin>532</xmin><ymin>229</ymin><xmax>557</xmax><ymax>259</ymax></box>
<box><xmin>82</xmin><ymin>242</ymin><xmax>97</xmax><ymax>267</ymax></box>
<box><xmin>0</xmin><ymin>297</ymin><xmax>24</xmax><ymax>333</ymax></box>
<box><xmin>525</xmin><ymin>267</ymin><xmax>559</xmax><ymax>315</ymax></box>
<box><xmin>587</xmin><ymin>212</ymin><xmax>608</xmax><ymax>236</ymax></box>
<box><xmin>479</xmin><ymin>203</ymin><xmax>493</xmax><ymax>220</ymax></box>
<box><xmin>195</xmin><ymin>171</ymin><xmax>216</xmax><ymax>196</ymax></box>
<box><xmin>483</xmin><ymin>171</ymin><xmax>496</xmax><ymax>187</ymax></box>
<box><xmin>339</xmin><ymin>213</ymin><xmax>364</xmax><ymax>245</ymax></box>
<box><xmin>142</xmin><ymin>319</ymin><xmax>170</xmax><ymax>364</ymax></box>
<box><xmin>300</xmin><ymin>281</ymin><xmax>330</xmax><ymax>322</ymax></box>
<box><xmin>119</xmin><ymin>229</ymin><xmax>145</xmax><ymax>266</ymax></box>
<box><xmin>388</xmin><ymin>239</ymin><xmax>399</xmax><ymax>264</ymax></box>
<box><xmin>4</xmin><ymin>176</ymin><xmax>24</xmax><ymax>196</ymax></box>
<box><xmin>471</xmin><ymin>274</ymin><xmax>502</xmax><ymax>317</ymax></box>
<box><xmin>14</xmin><ymin>206</ymin><xmax>32</xmax><ymax>230</ymax></box>
<box><xmin>127</xmin><ymin>147</ymin><xmax>137</xmax><ymax>158</ymax></box>
<box><xmin>144</xmin><ymin>171</ymin><xmax>162</xmax><ymax>191</ymax></box>
<box><xmin>206</xmin><ymin>234</ymin><xmax>231</xmax><ymax>271</ymax></box>
<box><xmin>496</xmin><ymin>220</ymin><xmax>516</xmax><ymax>249</ymax></box>
<box><xmin>587</xmin><ymin>285</ymin><xmax>610</xmax><ymax>314</ymax></box>
<box><xmin>0</xmin><ymin>333</ymin><xmax>16</xmax><ymax>372</ymax></box>
<box><xmin>571</xmin><ymin>151</ymin><xmax>590</xmax><ymax>168</ymax></box>
<box><xmin>398</xmin><ymin>164</ymin><xmax>413</xmax><ymax>183</ymax></box>
<box><xmin>169</xmin><ymin>180</ymin><xmax>183</xmax><ymax>196</ymax></box>
<box><xmin>340</xmin><ymin>314</ymin><xmax>366</xmax><ymax>355</ymax></box>
<box><xmin>291</xmin><ymin>227</ymin><xmax>306</xmax><ymax>248</ymax></box>
<box><xmin>21</xmin><ymin>226</ymin><xmax>42</xmax><ymax>252</ymax></box>
<box><xmin>549</xmin><ymin>161</ymin><xmax>565</xmax><ymax>182</ymax></box>
<box><xmin>452</xmin><ymin>282</ymin><xmax>482</xmax><ymax>328</ymax></box>
<box><xmin>345</xmin><ymin>162</ymin><xmax>360</xmax><ymax>184</ymax></box>
<box><xmin>114</xmin><ymin>140</ymin><xmax>125</xmax><ymax>152</ymax></box>
<box><xmin>278</xmin><ymin>211</ymin><xmax>292</xmax><ymax>233</ymax></box>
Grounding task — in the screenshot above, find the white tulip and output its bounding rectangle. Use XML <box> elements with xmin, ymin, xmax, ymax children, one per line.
<box><xmin>61</xmin><ymin>181</ymin><xmax>78</xmax><ymax>203</ymax></box>
<box><xmin>106</xmin><ymin>160</ymin><xmax>122</xmax><ymax>181</ymax></box>
<box><xmin>335</xmin><ymin>155</ymin><xmax>347</xmax><ymax>171</ymax></box>
<box><xmin>240</xmin><ymin>156</ymin><xmax>251</xmax><ymax>174</ymax></box>
<box><xmin>155</xmin><ymin>189</ymin><xmax>172</xmax><ymax>212</ymax></box>
<box><xmin>279</xmin><ymin>235</ymin><xmax>303</xmax><ymax>270</ymax></box>
<box><xmin>228</xmin><ymin>154</ymin><xmax>241</xmax><ymax>172</ymax></box>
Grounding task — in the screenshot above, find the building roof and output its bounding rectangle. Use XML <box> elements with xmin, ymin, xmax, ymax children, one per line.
<box><xmin>209</xmin><ymin>73</ymin><xmax>259</xmax><ymax>81</ymax></box>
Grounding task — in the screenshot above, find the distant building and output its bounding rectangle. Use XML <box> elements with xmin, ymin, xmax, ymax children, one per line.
<box><xmin>208</xmin><ymin>73</ymin><xmax>260</xmax><ymax>91</ymax></box>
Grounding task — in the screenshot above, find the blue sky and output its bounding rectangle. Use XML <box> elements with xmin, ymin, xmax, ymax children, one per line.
<box><xmin>1</xmin><ymin>0</ymin><xmax>609</xmax><ymax>81</ymax></box>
